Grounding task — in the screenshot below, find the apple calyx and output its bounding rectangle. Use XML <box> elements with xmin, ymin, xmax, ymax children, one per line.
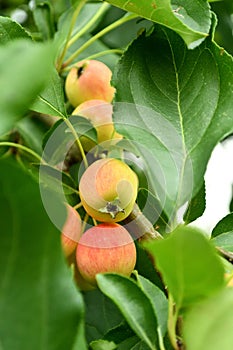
<box><xmin>98</xmin><ymin>198</ymin><xmax>125</xmax><ymax>219</ymax></box>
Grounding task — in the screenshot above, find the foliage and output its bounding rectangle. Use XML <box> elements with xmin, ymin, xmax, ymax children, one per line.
<box><xmin>1</xmin><ymin>1</ymin><xmax>233</xmax><ymax>350</ymax></box>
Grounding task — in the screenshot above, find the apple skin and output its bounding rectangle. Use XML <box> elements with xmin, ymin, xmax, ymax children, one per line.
<box><xmin>79</xmin><ymin>158</ymin><xmax>138</xmax><ymax>222</ymax></box>
<box><xmin>76</xmin><ymin>223</ymin><xmax>136</xmax><ymax>285</ymax></box>
<box><xmin>65</xmin><ymin>60</ymin><xmax>115</xmax><ymax>107</ymax></box>
<box><xmin>72</xmin><ymin>99</ymin><xmax>122</xmax><ymax>147</ymax></box>
<box><xmin>61</xmin><ymin>204</ymin><xmax>82</xmax><ymax>257</ymax></box>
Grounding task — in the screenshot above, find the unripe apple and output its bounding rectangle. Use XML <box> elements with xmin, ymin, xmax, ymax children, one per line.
<box><xmin>72</xmin><ymin>99</ymin><xmax>122</xmax><ymax>148</ymax></box>
<box><xmin>61</xmin><ymin>204</ymin><xmax>82</xmax><ymax>257</ymax></box>
<box><xmin>79</xmin><ymin>158</ymin><xmax>138</xmax><ymax>222</ymax></box>
<box><xmin>76</xmin><ymin>223</ymin><xmax>136</xmax><ymax>285</ymax></box>
<box><xmin>65</xmin><ymin>60</ymin><xmax>115</xmax><ymax>107</ymax></box>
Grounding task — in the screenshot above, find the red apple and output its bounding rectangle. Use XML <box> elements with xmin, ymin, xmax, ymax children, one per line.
<box><xmin>76</xmin><ymin>223</ymin><xmax>136</xmax><ymax>285</ymax></box>
<box><xmin>65</xmin><ymin>60</ymin><xmax>115</xmax><ymax>107</ymax></box>
<box><xmin>79</xmin><ymin>158</ymin><xmax>138</xmax><ymax>222</ymax></box>
<box><xmin>72</xmin><ymin>99</ymin><xmax>122</xmax><ymax>147</ymax></box>
<box><xmin>61</xmin><ymin>204</ymin><xmax>82</xmax><ymax>257</ymax></box>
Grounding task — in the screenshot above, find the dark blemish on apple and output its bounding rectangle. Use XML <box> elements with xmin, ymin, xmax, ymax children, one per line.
<box><xmin>77</xmin><ymin>66</ymin><xmax>84</xmax><ymax>78</ymax></box>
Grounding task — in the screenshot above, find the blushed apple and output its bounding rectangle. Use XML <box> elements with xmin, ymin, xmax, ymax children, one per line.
<box><xmin>76</xmin><ymin>223</ymin><xmax>136</xmax><ymax>285</ymax></box>
<box><xmin>61</xmin><ymin>204</ymin><xmax>82</xmax><ymax>257</ymax></box>
<box><xmin>65</xmin><ymin>60</ymin><xmax>115</xmax><ymax>107</ymax></box>
<box><xmin>79</xmin><ymin>158</ymin><xmax>138</xmax><ymax>222</ymax></box>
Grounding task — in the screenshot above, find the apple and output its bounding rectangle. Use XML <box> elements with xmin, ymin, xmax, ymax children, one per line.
<box><xmin>65</xmin><ymin>60</ymin><xmax>115</xmax><ymax>107</ymax></box>
<box><xmin>76</xmin><ymin>223</ymin><xmax>136</xmax><ymax>285</ymax></box>
<box><xmin>79</xmin><ymin>158</ymin><xmax>138</xmax><ymax>222</ymax></box>
<box><xmin>72</xmin><ymin>99</ymin><xmax>122</xmax><ymax>148</ymax></box>
<box><xmin>61</xmin><ymin>204</ymin><xmax>82</xmax><ymax>257</ymax></box>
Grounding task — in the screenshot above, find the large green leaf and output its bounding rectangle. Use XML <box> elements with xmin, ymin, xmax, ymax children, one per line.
<box><xmin>105</xmin><ymin>0</ymin><xmax>211</xmax><ymax>48</ymax></box>
<box><xmin>183</xmin><ymin>181</ymin><xmax>206</xmax><ymax>224</ymax></box>
<box><xmin>0</xmin><ymin>39</ymin><xmax>55</xmax><ymax>136</ymax></box>
<box><xmin>0</xmin><ymin>16</ymin><xmax>31</xmax><ymax>44</ymax></box>
<box><xmin>112</xmin><ymin>21</ymin><xmax>233</xmax><ymax>216</ymax></box>
<box><xmin>97</xmin><ymin>274</ymin><xmax>159</xmax><ymax>350</ymax></box>
<box><xmin>212</xmin><ymin>231</ymin><xmax>233</xmax><ymax>252</ymax></box>
<box><xmin>183</xmin><ymin>288</ymin><xmax>233</xmax><ymax>350</ymax></box>
<box><xmin>0</xmin><ymin>158</ymin><xmax>86</xmax><ymax>350</ymax></box>
<box><xmin>144</xmin><ymin>226</ymin><xmax>225</xmax><ymax>309</ymax></box>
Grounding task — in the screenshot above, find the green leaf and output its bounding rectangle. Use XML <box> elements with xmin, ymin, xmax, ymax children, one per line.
<box><xmin>212</xmin><ymin>231</ymin><xmax>233</xmax><ymax>252</ymax></box>
<box><xmin>35</xmin><ymin>164</ymin><xmax>78</xmax><ymax>195</ymax></box>
<box><xmin>84</xmin><ymin>289</ymin><xmax>123</xmax><ymax>343</ymax></box>
<box><xmin>32</xmin><ymin>68</ymin><xmax>67</xmax><ymax>118</ymax></box>
<box><xmin>136</xmin><ymin>275</ymin><xmax>168</xmax><ymax>336</ymax></box>
<box><xmin>16</xmin><ymin>116</ymin><xmax>49</xmax><ymax>154</ymax></box>
<box><xmin>0</xmin><ymin>16</ymin><xmax>31</xmax><ymax>44</ymax></box>
<box><xmin>90</xmin><ymin>340</ymin><xmax>117</xmax><ymax>350</ymax></box>
<box><xmin>104</xmin><ymin>0</ymin><xmax>211</xmax><ymax>48</ymax></box>
<box><xmin>144</xmin><ymin>226</ymin><xmax>225</xmax><ymax>309</ymax></box>
<box><xmin>0</xmin><ymin>158</ymin><xmax>86</xmax><ymax>350</ymax></box>
<box><xmin>97</xmin><ymin>274</ymin><xmax>159</xmax><ymax>350</ymax></box>
<box><xmin>32</xmin><ymin>2</ymin><xmax>55</xmax><ymax>40</ymax></box>
<box><xmin>183</xmin><ymin>181</ymin><xmax>206</xmax><ymax>224</ymax></box>
<box><xmin>0</xmin><ymin>39</ymin><xmax>55</xmax><ymax>136</ymax></box>
<box><xmin>183</xmin><ymin>288</ymin><xmax>233</xmax><ymax>350</ymax></box>
<box><xmin>113</xmin><ymin>21</ymin><xmax>233</xmax><ymax>217</ymax></box>
<box><xmin>212</xmin><ymin>213</ymin><xmax>233</xmax><ymax>237</ymax></box>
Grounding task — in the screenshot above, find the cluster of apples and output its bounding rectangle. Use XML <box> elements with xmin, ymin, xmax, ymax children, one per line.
<box><xmin>61</xmin><ymin>60</ymin><xmax>139</xmax><ymax>290</ymax></box>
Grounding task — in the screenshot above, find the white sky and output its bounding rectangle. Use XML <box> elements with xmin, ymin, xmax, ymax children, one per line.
<box><xmin>189</xmin><ymin>137</ymin><xmax>233</xmax><ymax>235</ymax></box>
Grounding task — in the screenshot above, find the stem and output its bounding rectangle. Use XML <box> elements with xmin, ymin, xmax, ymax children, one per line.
<box><xmin>63</xmin><ymin>49</ymin><xmax>123</xmax><ymax>72</ymax></box>
<box><xmin>0</xmin><ymin>142</ymin><xmax>43</xmax><ymax>163</ymax></box>
<box><xmin>63</xmin><ymin>13</ymin><xmax>138</xmax><ymax>68</ymax></box>
<box><xmin>82</xmin><ymin>212</ymin><xmax>89</xmax><ymax>233</ymax></box>
<box><xmin>92</xmin><ymin>218</ymin><xmax>98</xmax><ymax>226</ymax></box>
<box><xmin>168</xmin><ymin>293</ymin><xmax>179</xmax><ymax>350</ymax></box>
<box><xmin>158</xmin><ymin>327</ymin><xmax>166</xmax><ymax>350</ymax></box>
<box><xmin>56</xmin><ymin>0</ymin><xmax>86</xmax><ymax>72</ymax></box>
<box><xmin>73</xmin><ymin>202</ymin><xmax>83</xmax><ymax>210</ymax></box>
<box><xmin>63</xmin><ymin>118</ymin><xmax>88</xmax><ymax>169</ymax></box>
<box><xmin>67</xmin><ymin>2</ymin><xmax>110</xmax><ymax>49</ymax></box>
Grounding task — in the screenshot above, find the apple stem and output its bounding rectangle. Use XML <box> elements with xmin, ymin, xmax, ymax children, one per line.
<box><xmin>73</xmin><ymin>202</ymin><xmax>83</xmax><ymax>210</ymax></box>
<box><xmin>63</xmin><ymin>117</ymin><xmax>89</xmax><ymax>169</ymax></box>
<box><xmin>56</xmin><ymin>0</ymin><xmax>87</xmax><ymax>72</ymax></box>
<box><xmin>81</xmin><ymin>212</ymin><xmax>89</xmax><ymax>233</ymax></box>
<box><xmin>62</xmin><ymin>13</ymin><xmax>139</xmax><ymax>68</ymax></box>
<box><xmin>92</xmin><ymin>217</ymin><xmax>98</xmax><ymax>226</ymax></box>
<box><xmin>63</xmin><ymin>49</ymin><xmax>124</xmax><ymax>72</ymax></box>
<box><xmin>67</xmin><ymin>2</ymin><xmax>110</xmax><ymax>49</ymax></box>
<box><xmin>0</xmin><ymin>141</ymin><xmax>44</xmax><ymax>164</ymax></box>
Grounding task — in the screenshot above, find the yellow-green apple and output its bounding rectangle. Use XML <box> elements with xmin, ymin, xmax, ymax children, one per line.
<box><xmin>79</xmin><ymin>158</ymin><xmax>138</xmax><ymax>222</ymax></box>
<box><xmin>65</xmin><ymin>60</ymin><xmax>115</xmax><ymax>107</ymax></box>
<box><xmin>76</xmin><ymin>223</ymin><xmax>136</xmax><ymax>285</ymax></box>
<box><xmin>61</xmin><ymin>204</ymin><xmax>82</xmax><ymax>257</ymax></box>
<box><xmin>72</xmin><ymin>99</ymin><xmax>122</xmax><ymax>148</ymax></box>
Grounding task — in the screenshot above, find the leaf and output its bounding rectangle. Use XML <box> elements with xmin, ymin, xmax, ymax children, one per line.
<box><xmin>136</xmin><ymin>275</ymin><xmax>168</xmax><ymax>336</ymax></box>
<box><xmin>42</xmin><ymin>116</ymin><xmax>97</xmax><ymax>166</ymax></box>
<box><xmin>32</xmin><ymin>2</ymin><xmax>55</xmax><ymax>40</ymax></box>
<box><xmin>32</xmin><ymin>68</ymin><xmax>67</xmax><ymax>118</ymax></box>
<box><xmin>212</xmin><ymin>213</ymin><xmax>233</xmax><ymax>237</ymax></box>
<box><xmin>212</xmin><ymin>231</ymin><xmax>233</xmax><ymax>252</ymax></box>
<box><xmin>183</xmin><ymin>181</ymin><xmax>206</xmax><ymax>224</ymax></box>
<box><xmin>144</xmin><ymin>226</ymin><xmax>225</xmax><ymax>309</ymax></box>
<box><xmin>97</xmin><ymin>274</ymin><xmax>159</xmax><ymax>350</ymax></box>
<box><xmin>84</xmin><ymin>289</ymin><xmax>123</xmax><ymax>343</ymax></box>
<box><xmin>55</xmin><ymin>2</ymin><xmax>109</xmax><ymax>56</ymax></box>
<box><xmin>16</xmin><ymin>116</ymin><xmax>49</xmax><ymax>154</ymax></box>
<box><xmin>183</xmin><ymin>288</ymin><xmax>233</xmax><ymax>350</ymax></box>
<box><xmin>35</xmin><ymin>164</ymin><xmax>78</xmax><ymax>195</ymax></box>
<box><xmin>112</xmin><ymin>20</ymin><xmax>233</xmax><ymax>217</ymax></box>
<box><xmin>104</xmin><ymin>0</ymin><xmax>211</xmax><ymax>48</ymax></box>
<box><xmin>90</xmin><ymin>340</ymin><xmax>117</xmax><ymax>350</ymax></box>
<box><xmin>0</xmin><ymin>158</ymin><xmax>86</xmax><ymax>350</ymax></box>
<box><xmin>0</xmin><ymin>39</ymin><xmax>55</xmax><ymax>136</ymax></box>
<box><xmin>0</xmin><ymin>16</ymin><xmax>31</xmax><ymax>44</ymax></box>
